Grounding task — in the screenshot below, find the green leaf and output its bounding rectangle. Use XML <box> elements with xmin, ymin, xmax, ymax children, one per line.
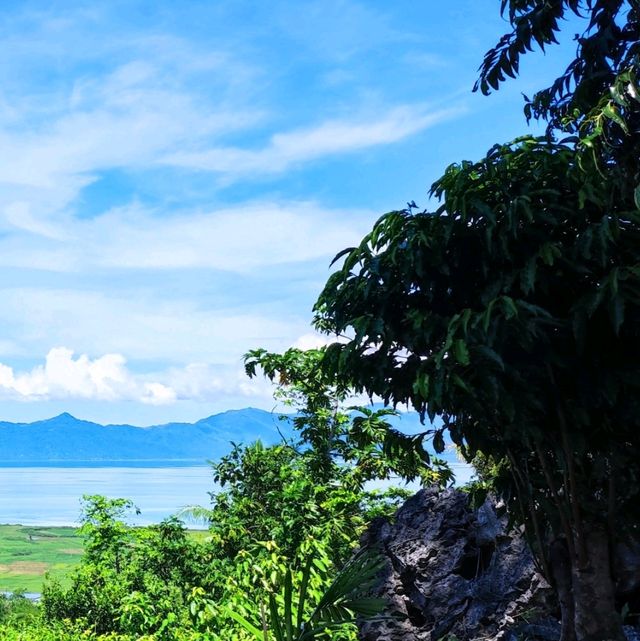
<box><xmin>453</xmin><ymin>339</ymin><xmax>470</xmax><ymax>365</ymax></box>
<box><xmin>284</xmin><ymin>568</ymin><xmax>293</xmax><ymax>640</ymax></box>
<box><xmin>269</xmin><ymin>593</ymin><xmax>285</xmax><ymax>641</ymax></box>
<box><xmin>433</xmin><ymin>431</ymin><xmax>445</xmax><ymax>453</ymax></box>
<box><xmin>482</xmin><ymin>299</ymin><xmax>497</xmax><ymax>332</ymax></box>
<box><xmin>451</xmin><ymin>373</ymin><xmax>471</xmax><ymax>393</ymax></box>
<box><xmin>475</xmin><ymin>345</ymin><xmax>505</xmax><ymax>371</ymax></box>
<box><xmin>412</xmin><ymin>373</ymin><xmax>430</xmax><ymax>398</ymax></box>
<box><xmin>539</xmin><ymin>243</ymin><xmax>557</xmax><ymax>266</ymax></box>
<box><xmin>609</xmin><ymin>296</ymin><xmax>625</xmax><ymax>334</ymax></box>
<box><xmin>223</xmin><ymin>606</ymin><xmax>265</xmax><ymax>640</ymax></box>
<box><xmin>500</xmin><ymin>296</ymin><xmax>518</xmax><ymax>320</ymax></box>
<box><xmin>296</xmin><ymin>557</ymin><xmax>313</xmax><ymax>633</ymax></box>
<box><xmin>602</xmin><ymin>103</ymin><xmax>628</xmax><ymax>132</ymax></box>
<box><xmin>520</xmin><ymin>258</ymin><xmax>537</xmax><ymax>294</ymax></box>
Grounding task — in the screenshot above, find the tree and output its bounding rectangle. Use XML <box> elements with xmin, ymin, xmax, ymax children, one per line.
<box><xmin>196</xmin><ymin>440</ymin><xmax>372</xmax><ymax>564</ymax></box>
<box><xmin>309</xmin><ymin>5</ymin><xmax>640</xmax><ymax>639</ymax></box>
<box><xmin>477</xmin><ymin>0</ymin><xmax>639</xmax><ymax>199</ymax></box>
<box><xmin>313</xmin><ymin>136</ymin><xmax>640</xmax><ymax>641</ymax></box>
<box><xmin>78</xmin><ymin>494</ymin><xmax>138</xmax><ymax>574</ymax></box>
<box><xmin>43</xmin><ymin>497</ymin><xmax>203</xmax><ymax>638</ymax></box>
<box><xmin>476</xmin><ymin>1</ymin><xmax>638</xmax><ymax>122</ymax></box>
<box><xmin>244</xmin><ymin>347</ymin><xmax>452</xmax><ymax>487</ymax></box>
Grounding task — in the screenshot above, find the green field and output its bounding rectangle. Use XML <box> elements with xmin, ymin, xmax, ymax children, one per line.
<box><xmin>0</xmin><ymin>525</ymin><xmax>83</xmax><ymax>592</ymax></box>
<box><xmin>0</xmin><ymin>525</ymin><xmax>209</xmax><ymax>593</ymax></box>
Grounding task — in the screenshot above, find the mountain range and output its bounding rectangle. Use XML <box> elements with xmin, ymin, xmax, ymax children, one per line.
<box><xmin>0</xmin><ymin>409</ymin><xmax>292</xmax><ymax>463</ymax></box>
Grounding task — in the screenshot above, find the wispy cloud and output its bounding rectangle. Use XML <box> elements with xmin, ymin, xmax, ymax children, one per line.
<box><xmin>84</xmin><ymin>202</ymin><xmax>374</xmax><ymax>272</ymax></box>
<box><xmin>0</xmin><ymin>287</ymin><xmax>308</xmax><ymax>363</ymax></box>
<box><xmin>165</xmin><ymin>104</ymin><xmax>465</xmax><ymax>177</ymax></box>
<box><xmin>0</xmin><ymin>0</ymin><xmax>507</xmax><ymax>423</ymax></box>
<box><xmin>0</xmin><ymin>200</ymin><xmax>375</xmax><ymax>273</ymax></box>
<box><xmin>0</xmin><ymin>56</ymin><xmax>261</xmax><ymax>234</ymax></box>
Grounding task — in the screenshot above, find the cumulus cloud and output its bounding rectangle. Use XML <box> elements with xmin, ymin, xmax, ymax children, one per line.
<box><xmin>0</xmin><ymin>348</ymin><xmax>174</xmax><ymax>404</ymax></box>
<box><xmin>0</xmin><ymin>347</ymin><xmax>274</xmax><ymax>406</ymax></box>
<box><xmin>162</xmin><ymin>362</ymin><xmax>274</xmax><ymax>403</ymax></box>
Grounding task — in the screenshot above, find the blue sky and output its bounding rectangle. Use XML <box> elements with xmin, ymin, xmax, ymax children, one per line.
<box><xmin>0</xmin><ymin>1</ymin><xmax>580</xmax><ymax>425</ymax></box>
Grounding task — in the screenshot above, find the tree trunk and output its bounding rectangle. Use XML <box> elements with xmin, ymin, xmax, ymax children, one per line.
<box><xmin>571</xmin><ymin>526</ymin><xmax>625</xmax><ymax>641</ymax></box>
<box><xmin>550</xmin><ymin>538</ymin><xmax>576</xmax><ymax>641</ymax></box>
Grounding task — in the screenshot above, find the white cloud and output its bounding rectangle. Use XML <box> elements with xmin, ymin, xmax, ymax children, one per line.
<box><xmin>0</xmin><ymin>347</ymin><xmax>272</xmax><ymax>406</ymax></box>
<box><xmin>0</xmin><ymin>347</ymin><xmax>170</xmax><ymax>404</ymax></box>
<box><xmin>165</xmin><ymin>104</ymin><xmax>465</xmax><ymax>177</ymax></box>
<box><xmin>87</xmin><ymin>201</ymin><xmax>373</xmax><ymax>272</ymax></box>
<box><xmin>0</xmin><ymin>199</ymin><xmax>375</xmax><ymax>273</ymax></box>
<box><xmin>0</xmin><ymin>288</ymin><xmax>306</xmax><ymax>363</ymax></box>
<box><xmin>141</xmin><ymin>382</ymin><xmax>177</xmax><ymax>405</ymax></box>
<box><xmin>0</xmin><ymin>2</ymin><xmax>479</xmax><ymax>425</ymax></box>
<box><xmin>162</xmin><ymin>362</ymin><xmax>274</xmax><ymax>403</ymax></box>
<box><xmin>0</xmin><ymin>53</ymin><xmax>262</xmax><ymax>238</ymax></box>
<box><xmin>293</xmin><ymin>333</ymin><xmax>336</xmax><ymax>350</ymax></box>
<box><xmin>0</xmin><ymin>28</ymin><xmax>465</xmax><ymax>247</ymax></box>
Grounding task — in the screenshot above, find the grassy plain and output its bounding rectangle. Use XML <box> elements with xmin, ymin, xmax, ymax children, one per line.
<box><xmin>0</xmin><ymin>525</ymin><xmax>83</xmax><ymax>592</ymax></box>
<box><xmin>0</xmin><ymin>525</ymin><xmax>209</xmax><ymax>593</ymax></box>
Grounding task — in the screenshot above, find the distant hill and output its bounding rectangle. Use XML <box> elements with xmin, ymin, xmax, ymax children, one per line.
<box><xmin>0</xmin><ymin>409</ymin><xmax>292</xmax><ymax>463</ymax></box>
<box><xmin>0</xmin><ymin>407</ymin><xmax>448</xmax><ymax>465</ymax></box>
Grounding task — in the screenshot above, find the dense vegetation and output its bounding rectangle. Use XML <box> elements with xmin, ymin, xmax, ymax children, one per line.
<box><xmin>0</xmin><ymin>363</ymin><xmax>413</xmax><ymax>641</ymax></box>
<box><xmin>313</xmin><ymin>3</ymin><xmax>640</xmax><ymax>641</ymax></box>
<box><xmin>3</xmin><ymin>2</ymin><xmax>637</xmax><ymax>640</ymax></box>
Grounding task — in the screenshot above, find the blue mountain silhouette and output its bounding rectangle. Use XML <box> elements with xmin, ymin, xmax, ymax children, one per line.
<box><xmin>0</xmin><ymin>408</ymin><xmax>291</xmax><ymax>462</ymax></box>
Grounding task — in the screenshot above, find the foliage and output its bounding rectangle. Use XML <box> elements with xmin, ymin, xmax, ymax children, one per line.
<box><xmin>221</xmin><ymin>546</ymin><xmax>385</xmax><ymax>641</ymax></box>
<box><xmin>194</xmin><ymin>441</ymin><xmax>369</xmax><ymax>565</ymax></box>
<box><xmin>79</xmin><ymin>496</ymin><xmax>137</xmax><ymax>574</ymax></box>
<box><xmin>244</xmin><ymin>348</ymin><xmax>453</xmax><ymax>487</ymax></box>
<box><xmin>179</xmin><ymin>439</ymin><xmax>409</xmax><ymax>590</ymax></box>
<box><xmin>477</xmin><ymin>1</ymin><xmax>640</xmax><ymax>205</ymax></box>
<box><xmin>37</xmin><ymin>352</ymin><xmax>406</xmax><ymax>641</ymax></box>
<box><xmin>42</xmin><ymin>496</ymin><xmax>203</xmax><ymax>639</ymax></box>
<box><xmin>313</xmin><ymin>134</ymin><xmax>640</xmax><ymax>640</ymax></box>
<box><xmin>476</xmin><ymin>1</ymin><xmax>638</xmax><ymax>125</ymax></box>
<box><xmin>40</xmin><ymin>439</ymin><xmax>399</xmax><ymax>640</ymax></box>
<box><xmin>0</xmin><ymin>593</ymin><xmax>40</xmax><ymax>628</ymax></box>
<box><xmin>0</xmin><ymin>619</ymin><xmax>205</xmax><ymax>641</ymax></box>
<box><xmin>185</xmin><ymin>537</ymin><xmax>383</xmax><ymax>641</ymax></box>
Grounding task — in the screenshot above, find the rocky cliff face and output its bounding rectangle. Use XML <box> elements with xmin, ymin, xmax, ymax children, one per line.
<box><xmin>359</xmin><ymin>488</ymin><xmax>557</xmax><ymax>641</ymax></box>
<box><xmin>359</xmin><ymin>488</ymin><xmax>640</xmax><ymax>641</ymax></box>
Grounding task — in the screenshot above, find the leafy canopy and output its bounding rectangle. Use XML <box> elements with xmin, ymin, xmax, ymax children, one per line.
<box><xmin>314</xmin><ymin>134</ymin><xmax>640</xmax><ymax>553</ymax></box>
<box><xmin>477</xmin><ymin>1</ymin><xmax>640</xmax><ymax>206</ymax></box>
<box><xmin>244</xmin><ymin>347</ymin><xmax>453</xmax><ymax>487</ymax></box>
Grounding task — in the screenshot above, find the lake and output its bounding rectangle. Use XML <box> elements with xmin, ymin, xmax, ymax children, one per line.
<box><xmin>0</xmin><ymin>459</ymin><xmax>474</xmax><ymax>527</ymax></box>
<box><xmin>0</xmin><ymin>462</ymin><xmax>215</xmax><ymax>527</ymax></box>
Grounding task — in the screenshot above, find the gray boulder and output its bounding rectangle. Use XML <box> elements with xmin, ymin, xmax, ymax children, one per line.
<box><xmin>359</xmin><ymin>487</ymin><xmax>556</xmax><ymax>641</ymax></box>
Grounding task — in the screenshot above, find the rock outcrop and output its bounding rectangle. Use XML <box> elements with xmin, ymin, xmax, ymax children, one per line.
<box><xmin>359</xmin><ymin>487</ymin><xmax>556</xmax><ymax>641</ymax></box>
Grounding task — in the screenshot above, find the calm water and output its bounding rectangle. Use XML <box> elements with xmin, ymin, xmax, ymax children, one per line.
<box><xmin>0</xmin><ymin>463</ymin><xmax>215</xmax><ymax>527</ymax></box>
<box><xmin>0</xmin><ymin>459</ymin><xmax>474</xmax><ymax>528</ymax></box>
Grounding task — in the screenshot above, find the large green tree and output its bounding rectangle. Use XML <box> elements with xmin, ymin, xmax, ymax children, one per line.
<box><xmin>311</xmin><ymin>4</ymin><xmax>640</xmax><ymax>640</ymax></box>
<box><xmin>314</xmin><ymin>135</ymin><xmax>640</xmax><ymax>641</ymax></box>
